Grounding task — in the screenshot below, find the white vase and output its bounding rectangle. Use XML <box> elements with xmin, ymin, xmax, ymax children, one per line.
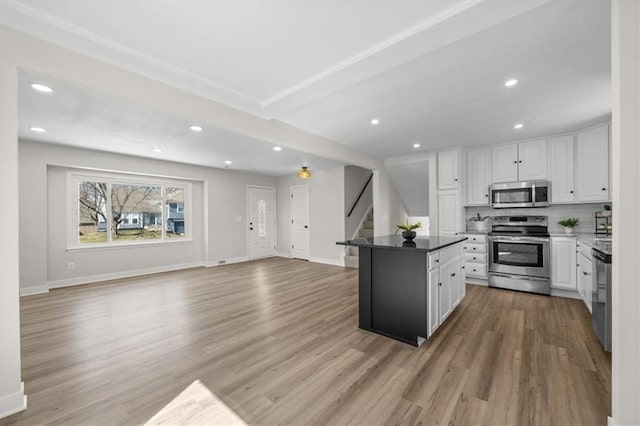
<box><xmin>563</xmin><ymin>227</ymin><xmax>574</xmax><ymax>235</ymax></box>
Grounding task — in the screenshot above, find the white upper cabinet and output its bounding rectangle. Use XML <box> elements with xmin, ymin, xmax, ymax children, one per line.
<box><xmin>575</xmin><ymin>125</ymin><xmax>610</xmax><ymax>202</ymax></box>
<box><xmin>438</xmin><ymin>149</ymin><xmax>460</xmax><ymax>190</ymax></box>
<box><xmin>491</xmin><ymin>143</ymin><xmax>519</xmax><ymax>183</ymax></box>
<box><xmin>438</xmin><ymin>190</ymin><xmax>461</xmax><ymax>235</ymax></box>
<box><xmin>517</xmin><ymin>139</ymin><xmax>547</xmax><ymax>181</ymax></box>
<box><xmin>493</xmin><ymin>141</ymin><xmax>547</xmax><ymax>183</ymax></box>
<box><xmin>548</xmin><ymin>135</ymin><xmax>575</xmax><ymax>203</ymax></box>
<box><xmin>466</xmin><ymin>148</ymin><xmax>491</xmax><ymax>205</ymax></box>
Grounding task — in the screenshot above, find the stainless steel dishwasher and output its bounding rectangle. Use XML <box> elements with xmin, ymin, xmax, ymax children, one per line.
<box><xmin>592</xmin><ymin>246</ymin><xmax>612</xmax><ymax>352</ymax></box>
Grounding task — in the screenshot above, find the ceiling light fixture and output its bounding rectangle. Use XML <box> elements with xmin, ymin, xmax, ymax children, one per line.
<box><xmin>298</xmin><ymin>166</ymin><xmax>311</xmax><ymax>179</ymax></box>
<box><xmin>370</xmin><ymin>118</ymin><xmax>380</xmax><ymax>126</ymax></box>
<box><xmin>189</xmin><ymin>125</ymin><xmax>203</xmax><ymax>132</ymax></box>
<box><xmin>505</xmin><ymin>79</ymin><xmax>518</xmax><ymax>87</ymax></box>
<box><xmin>413</xmin><ymin>143</ymin><xmax>421</xmax><ymax>148</ymax></box>
<box><xmin>152</xmin><ymin>148</ymin><xmax>162</xmax><ymax>153</ymax></box>
<box><xmin>224</xmin><ymin>160</ymin><xmax>232</xmax><ymax>165</ymax></box>
<box><xmin>514</xmin><ymin>123</ymin><xmax>524</xmax><ymax>129</ymax></box>
<box><xmin>273</xmin><ymin>146</ymin><xmax>282</xmax><ymax>151</ymax></box>
<box><xmin>29</xmin><ymin>126</ymin><xmax>46</xmax><ymax>133</ymax></box>
<box><xmin>30</xmin><ymin>83</ymin><xmax>53</xmax><ymax>93</ymax></box>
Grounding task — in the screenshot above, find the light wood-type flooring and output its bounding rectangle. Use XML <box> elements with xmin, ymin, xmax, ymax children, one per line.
<box><xmin>3</xmin><ymin>257</ymin><xmax>611</xmax><ymax>425</ymax></box>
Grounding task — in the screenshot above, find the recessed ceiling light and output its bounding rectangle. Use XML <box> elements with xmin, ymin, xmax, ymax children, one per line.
<box><xmin>273</xmin><ymin>146</ymin><xmax>282</xmax><ymax>151</ymax></box>
<box><xmin>30</xmin><ymin>83</ymin><xmax>53</xmax><ymax>93</ymax></box>
<box><xmin>189</xmin><ymin>125</ymin><xmax>203</xmax><ymax>132</ymax></box>
<box><xmin>370</xmin><ymin>118</ymin><xmax>380</xmax><ymax>126</ymax></box>
<box><xmin>505</xmin><ymin>79</ymin><xmax>518</xmax><ymax>87</ymax></box>
<box><xmin>224</xmin><ymin>160</ymin><xmax>232</xmax><ymax>165</ymax></box>
<box><xmin>413</xmin><ymin>143</ymin><xmax>421</xmax><ymax>148</ymax></box>
<box><xmin>29</xmin><ymin>126</ymin><xmax>45</xmax><ymax>133</ymax></box>
<box><xmin>514</xmin><ymin>123</ymin><xmax>524</xmax><ymax>129</ymax></box>
<box><xmin>152</xmin><ymin>148</ymin><xmax>162</xmax><ymax>153</ymax></box>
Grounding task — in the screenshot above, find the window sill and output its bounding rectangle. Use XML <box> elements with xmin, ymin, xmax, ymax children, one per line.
<box><xmin>66</xmin><ymin>238</ymin><xmax>194</xmax><ymax>252</ymax></box>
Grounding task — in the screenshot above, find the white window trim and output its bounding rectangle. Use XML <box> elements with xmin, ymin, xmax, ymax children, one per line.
<box><xmin>67</xmin><ymin>170</ymin><xmax>193</xmax><ymax>250</ymax></box>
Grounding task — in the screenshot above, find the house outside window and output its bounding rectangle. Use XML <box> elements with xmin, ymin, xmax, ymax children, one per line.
<box><xmin>71</xmin><ymin>172</ymin><xmax>191</xmax><ymax>248</ymax></box>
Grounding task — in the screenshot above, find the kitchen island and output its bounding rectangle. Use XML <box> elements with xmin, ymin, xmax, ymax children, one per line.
<box><xmin>336</xmin><ymin>235</ymin><xmax>467</xmax><ymax>346</ymax></box>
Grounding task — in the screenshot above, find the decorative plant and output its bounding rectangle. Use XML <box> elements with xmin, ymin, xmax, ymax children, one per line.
<box><xmin>558</xmin><ymin>218</ymin><xmax>580</xmax><ymax>228</ymax></box>
<box><xmin>396</xmin><ymin>221</ymin><xmax>421</xmax><ymax>232</ymax></box>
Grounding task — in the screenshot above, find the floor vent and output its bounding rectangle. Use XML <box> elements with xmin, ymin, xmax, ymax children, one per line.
<box><xmin>218</xmin><ymin>260</ymin><xmax>227</xmax><ymax>265</ymax></box>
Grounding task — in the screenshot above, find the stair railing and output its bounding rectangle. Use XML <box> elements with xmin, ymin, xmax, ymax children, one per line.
<box><xmin>347</xmin><ymin>172</ymin><xmax>373</xmax><ymax>218</ymax></box>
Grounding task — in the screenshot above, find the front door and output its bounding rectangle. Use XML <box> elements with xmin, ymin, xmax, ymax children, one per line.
<box><xmin>291</xmin><ymin>185</ymin><xmax>309</xmax><ymax>260</ymax></box>
<box><xmin>248</xmin><ymin>186</ymin><xmax>276</xmax><ymax>259</ymax></box>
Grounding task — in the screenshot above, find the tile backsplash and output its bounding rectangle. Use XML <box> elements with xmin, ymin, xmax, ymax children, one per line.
<box><xmin>466</xmin><ymin>203</ymin><xmax>610</xmax><ymax>234</ymax></box>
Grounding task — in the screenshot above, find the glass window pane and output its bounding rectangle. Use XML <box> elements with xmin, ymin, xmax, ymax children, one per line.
<box><xmin>78</xmin><ymin>181</ymin><xmax>108</xmax><ymax>244</ymax></box>
<box><xmin>165</xmin><ymin>187</ymin><xmax>185</xmax><ymax>238</ymax></box>
<box><xmin>111</xmin><ymin>184</ymin><xmax>162</xmax><ymax>241</ymax></box>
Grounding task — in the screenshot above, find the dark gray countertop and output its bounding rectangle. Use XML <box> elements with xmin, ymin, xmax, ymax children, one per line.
<box><xmin>336</xmin><ymin>235</ymin><xmax>467</xmax><ymax>252</ymax></box>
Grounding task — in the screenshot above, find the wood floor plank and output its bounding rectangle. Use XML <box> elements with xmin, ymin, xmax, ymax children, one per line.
<box><xmin>1</xmin><ymin>257</ymin><xmax>610</xmax><ymax>425</ymax></box>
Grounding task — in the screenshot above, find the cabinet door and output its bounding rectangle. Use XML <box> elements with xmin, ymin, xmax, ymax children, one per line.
<box><xmin>518</xmin><ymin>139</ymin><xmax>548</xmax><ymax>181</ymax></box>
<box><xmin>467</xmin><ymin>148</ymin><xmax>491</xmax><ymax>205</ymax></box>
<box><xmin>428</xmin><ymin>268</ymin><xmax>439</xmax><ymax>337</ymax></box>
<box><xmin>578</xmin><ymin>253</ymin><xmax>593</xmax><ymax>312</ymax></box>
<box><xmin>438</xmin><ymin>191</ymin><xmax>461</xmax><ymax>236</ymax></box>
<box><xmin>551</xmin><ymin>237</ymin><xmax>577</xmax><ymax>290</ymax></box>
<box><xmin>438</xmin><ymin>149</ymin><xmax>460</xmax><ymax>190</ymax></box>
<box><xmin>575</xmin><ymin>125</ymin><xmax>609</xmax><ymax>202</ymax></box>
<box><xmin>548</xmin><ymin>135</ymin><xmax>575</xmax><ymax>203</ymax></box>
<box><xmin>492</xmin><ymin>143</ymin><xmax>519</xmax><ymax>183</ymax></box>
<box><xmin>439</xmin><ymin>259</ymin><xmax>455</xmax><ymax>323</ymax></box>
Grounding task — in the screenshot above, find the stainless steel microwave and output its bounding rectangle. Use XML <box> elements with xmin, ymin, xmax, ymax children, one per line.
<box><xmin>490</xmin><ymin>180</ymin><xmax>550</xmax><ymax>208</ymax></box>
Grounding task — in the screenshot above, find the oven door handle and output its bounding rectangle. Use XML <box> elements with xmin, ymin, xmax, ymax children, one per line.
<box><xmin>489</xmin><ymin>236</ymin><xmax>550</xmax><ymax>243</ymax></box>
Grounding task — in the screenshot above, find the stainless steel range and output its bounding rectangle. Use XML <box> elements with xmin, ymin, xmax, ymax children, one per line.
<box><xmin>488</xmin><ymin>215</ymin><xmax>551</xmax><ymax>295</ymax></box>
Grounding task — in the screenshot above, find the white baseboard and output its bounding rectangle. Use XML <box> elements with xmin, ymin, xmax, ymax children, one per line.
<box><xmin>275</xmin><ymin>252</ymin><xmax>292</xmax><ymax>258</ymax></box>
<box><xmin>551</xmin><ymin>287</ymin><xmax>582</xmax><ymax>300</ymax></box>
<box><xmin>607</xmin><ymin>416</ymin><xmax>615</xmax><ymax>426</ymax></box>
<box><xmin>309</xmin><ymin>257</ymin><xmax>345</xmax><ymax>267</ymax></box>
<box><xmin>19</xmin><ymin>285</ymin><xmax>49</xmax><ymax>296</ymax></box>
<box><xmin>47</xmin><ymin>261</ymin><xmax>205</xmax><ymax>289</ymax></box>
<box><xmin>0</xmin><ymin>382</ymin><xmax>27</xmax><ymax>419</ymax></box>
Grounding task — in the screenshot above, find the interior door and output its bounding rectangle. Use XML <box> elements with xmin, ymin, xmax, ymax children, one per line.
<box><xmin>248</xmin><ymin>186</ymin><xmax>276</xmax><ymax>259</ymax></box>
<box><xmin>291</xmin><ymin>185</ymin><xmax>309</xmax><ymax>260</ymax></box>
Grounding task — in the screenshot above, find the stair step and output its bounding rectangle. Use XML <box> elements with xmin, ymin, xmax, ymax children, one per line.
<box><xmin>344</xmin><ymin>255</ymin><xmax>359</xmax><ymax>269</ymax></box>
<box><xmin>346</xmin><ymin>246</ymin><xmax>359</xmax><ymax>256</ymax></box>
<box><xmin>359</xmin><ymin>229</ymin><xmax>374</xmax><ymax>238</ymax></box>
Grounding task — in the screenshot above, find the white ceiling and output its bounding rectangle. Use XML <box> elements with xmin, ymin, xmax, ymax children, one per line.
<box><xmin>18</xmin><ymin>70</ymin><xmax>342</xmax><ymax>176</ymax></box>
<box><xmin>4</xmin><ymin>0</ymin><xmax>611</xmax><ymax>162</ymax></box>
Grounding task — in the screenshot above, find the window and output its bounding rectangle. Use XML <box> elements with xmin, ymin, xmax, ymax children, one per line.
<box><xmin>72</xmin><ymin>172</ymin><xmax>190</xmax><ymax>248</ymax></box>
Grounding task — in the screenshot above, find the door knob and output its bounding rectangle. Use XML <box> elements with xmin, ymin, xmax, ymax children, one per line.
<box><xmin>304</xmin><ymin>225</ymin><xmax>308</xmax><ymax>229</ymax></box>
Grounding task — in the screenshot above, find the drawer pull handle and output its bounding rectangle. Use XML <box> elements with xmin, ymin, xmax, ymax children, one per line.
<box><xmin>451</xmin><ymin>273</ymin><xmax>456</xmax><ymax>277</ymax></box>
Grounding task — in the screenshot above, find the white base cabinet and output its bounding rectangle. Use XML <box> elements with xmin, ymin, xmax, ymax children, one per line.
<box><xmin>551</xmin><ymin>237</ymin><xmax>577</xmax><ymax>290</ymax></box>
<box><xmin>428</xmin><ymin>243</ymin><xmax>464</xmax><ymax>337</ymax></box>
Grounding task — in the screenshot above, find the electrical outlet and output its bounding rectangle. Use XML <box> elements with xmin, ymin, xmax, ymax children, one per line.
<box><xmin>67</xmin><ymin>262</ymin><xmax>75</xmax><ymax>271</ymax></box>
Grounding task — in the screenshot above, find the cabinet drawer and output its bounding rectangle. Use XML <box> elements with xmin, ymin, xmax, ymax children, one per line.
<box><xmin>463</xmin><ymin>243</ymin><xmax>487</xmax><ymax>254</ymax></box>
<box><xmin>578</xmin><ymin>241</ymin><xmax>592</xmax><ymax>258</ymax></box>
<box><xmin>428</xmin><ymin>252</ymin><xmax>439</xmax><ymax>270</ymax></box>
<box><xmin>463</xmin><ymin>234</ymin><xmax>487</xmax><ymax>244</ymax></box>
<box><xmin>439</xmin><ymin>244</ymin><xmax>461</xmax><ymax>265</ymax></box>
<box><xmin>465</xmin><ymin>262</ymin><xmax>488</xmax><ymax>278</ymax></box>
<box><xmin>464</xmin><ymin>253</ymin><xmax>487</xmax><ymax>264</ymax></box>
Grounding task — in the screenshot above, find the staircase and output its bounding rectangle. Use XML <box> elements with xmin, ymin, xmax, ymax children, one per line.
<box><xmin>344</xmin><ymin>209</ymin><xmax>374</xmax><ymax>268</ymax></box>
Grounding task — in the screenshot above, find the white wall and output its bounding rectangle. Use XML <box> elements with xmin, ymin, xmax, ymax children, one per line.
<box><xmin>611</xmin><ymin>2</ymin><xmax>640</xmax><ymax>425</ymax></box>
<box><xmin>19</xmin><ymin>140</ymin><xmax>275</xmax><ymax>293</ymax></box>
<box><xmin>344</xmin><ymin>165</ymin><xmax>372</xmax><ymax>239</ymax></box>
<box><xmin>277</xmin><ymin>167</ymin><xmax>346</xmax><ymax>265</ymax></box>
<box><xmin>372</xmin><ymin>169</ymin><xmax>408</xmax><ymax>236</ymax></box>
